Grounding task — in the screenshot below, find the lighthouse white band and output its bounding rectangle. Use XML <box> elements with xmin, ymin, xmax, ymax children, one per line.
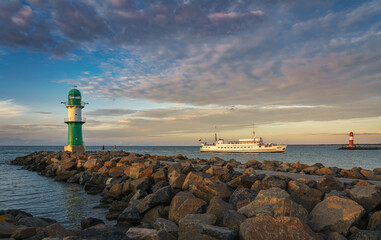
<box><xmin>349</xmin><ymin>136</ymin><xmax>353</xmax><ymax>140</ymax></box>
<box><xmin>68</xmin><ymin>106</ymin><xmax>82</xmax><ymax>121</ymax></box>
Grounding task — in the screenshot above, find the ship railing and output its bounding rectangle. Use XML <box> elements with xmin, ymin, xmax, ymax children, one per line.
<box><xmin>64</xmin><ymin>117</ymin><xmax>86</xmax><ymax>122</ymax></box>
<box><xmin>202</xmin><ymin>143</ymin><xmax>216</xmax><ymax>146</ymax></box>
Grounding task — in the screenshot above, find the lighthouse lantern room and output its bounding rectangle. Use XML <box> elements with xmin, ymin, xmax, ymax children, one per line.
<box><xmin>63</xmin><ymin>88</ymin><xmax>86</xmax><ymax>153</ymax></box>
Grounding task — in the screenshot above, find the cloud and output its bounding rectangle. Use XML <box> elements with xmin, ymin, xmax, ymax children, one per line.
<box><xmin>32</xmin><ymin>111</ymin><xmax>52</xmax><ymax>114</ymax></box>
<box><xmin>0</xmin><ymin>99</ymin><xmax>26</xmax><ymax>118</ymax></box>
<box><xmin>86</xmin><ymin>108</ymin><xmax>137</xmax><ymax>116</ymax></box>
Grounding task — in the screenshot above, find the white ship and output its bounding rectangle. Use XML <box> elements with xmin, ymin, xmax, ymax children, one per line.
<box><xmin>200</xmin><ymin>129</ymin><xmax>286</xmax><ymax>153</ymax></box>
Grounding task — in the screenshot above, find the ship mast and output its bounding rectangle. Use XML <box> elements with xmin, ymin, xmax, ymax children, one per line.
<box><xmin>253</xmin><ymin>123</ymin><xmax>255</xmax><ymax>139</ymax></box>
<box><xmin>214</xmin><ymin>125</ymin><xmax>217</xmax><ymax>142</ymax></box>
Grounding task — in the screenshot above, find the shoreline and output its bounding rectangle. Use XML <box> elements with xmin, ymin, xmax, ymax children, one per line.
<box><xmin>5</xmin><ymin>150</ymin><xmax>381</xmax><ymax>239</ymax></box>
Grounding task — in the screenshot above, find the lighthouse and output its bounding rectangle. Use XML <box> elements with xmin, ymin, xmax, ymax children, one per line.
<box><xmin>63</xmin><ymin>88</ymin><xmax>86</xmax><ymax>153</ymax></box>
<box><xmin>349</xmin><ymin>132</ymin><xmax>354</xmax><ymax>147</ymax></box>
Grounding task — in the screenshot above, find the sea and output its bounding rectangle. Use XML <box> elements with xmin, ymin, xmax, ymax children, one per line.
<box><xmin>0</xmin><ymin>145</ymin><xmax>380</xmax><ymax>229</ymax></box>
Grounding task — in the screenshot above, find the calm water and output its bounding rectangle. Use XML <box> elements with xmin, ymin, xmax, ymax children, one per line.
<box><xmin>0</xmin><ymin>145</ymin><xmax>380</xmax><ymax>229</ymax></box>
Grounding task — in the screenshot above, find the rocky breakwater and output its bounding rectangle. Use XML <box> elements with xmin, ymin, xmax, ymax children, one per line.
<box><xmin>9</xmin><ymin>151</ymin><xmax>381</xmax><ymax>240</ymax></box>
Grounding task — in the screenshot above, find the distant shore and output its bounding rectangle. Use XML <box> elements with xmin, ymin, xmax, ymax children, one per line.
<box><xmin>6</xmin><ymin>151</ymin><xmax>381</xmax><ymax>239</ymax></box>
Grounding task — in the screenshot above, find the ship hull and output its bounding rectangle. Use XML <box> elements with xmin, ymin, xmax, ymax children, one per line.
<box><xmin>200</xmin><ymin>145</ymin><xmax>287</xmax><ymax>153</ymax></box>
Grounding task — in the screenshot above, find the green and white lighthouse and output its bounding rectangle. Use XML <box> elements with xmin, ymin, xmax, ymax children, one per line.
<box><xmin>63</xmin><ymin>88</ymin><xmax>86</xmax><ymax>153</ymax></box>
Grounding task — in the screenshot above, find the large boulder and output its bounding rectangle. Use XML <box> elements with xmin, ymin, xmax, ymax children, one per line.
<box><xmin>191</xmin><ymin>178</ymin><xmax>233</xmax><ymax>202</ymax></box>
<box><xmin>107</xmin><ymin>183</ymin><xmax>123</xmax><ymax>199</ymax></box>
<box><xmin>169</xmin><ymin>171</ymin><xmax>186</xmax><ymax>189</ymax></box>
<box><xmin>309</xmin><ymin>196</ymin><xmax>365</xmax><ymax>235</ymax></box>
<box><xmin>17</xmin><ymin>216</ymin><xmax>57</xmax><ymax>228</ymax></box>
<box><xmin>315</xmin><ymin>167</ymin><xmax>334</xmax><ymax>175</ymax></box>
<box><xmin>261</xmin><ymin>175</ymin><xmax>287</xmax><ymax>190</ymax></box>
<box><xmin>141</xmin><ymin>205</ymin><xmax>166</xmax><ymax>226</ymax></box>
<box><xmin>348</xmin><ymin>230</ymin><xmax>381</xmax><ymax>240</ymax></box>
<box><xmin>238</xmin><ymin>187</ymin><xmax>308</xmax><ymax>223</ymax></box>
<box><xmin>54</xmin><ymin>170</ymin><xmax>77</xmax><ymax>181</ymax></box>
<box><xmin>130</xmin><ymin>177</ymin><xmax>150</xmax><ymax>193</ymax></box>
<box><xmin>178</xmin><ymin>213</ymin><xmax>237</xmax><ymax>240</ymax></box>
<box><xmin>153</xmin><ymin>218</ymin><xmax>178</xmax><ymax>237</ymax></box>
<box><xmin>207</xmin><ymin>196</ymin><xmax>233</xmax><ymax>226</ymax></box>
<box><xmin>79</xmin><ymin>227</ymin><xmax>128</xmax><ymax>240</ymax></box>
<box><xmin>117</xmin><ymin>206</ymin><xmax>141</xmax><ymax>226</ymax></box>
<box><xmin>106</xmin><ymin>201</ymin><xmax>129</xmax><ymax>220</ymax></box>
<box><xmin>229</xmin><ymin>187</ymin><xmax>256</xmax><ymax>210</ymax></box>
<box><xmin>168</xmin><ymin>191</ymin><xmax>207</xmax><ymax>224</ymax></box>
<box><xmin>10</xmin><ymin>227</ymin><xmax>37</xmax><ymax>240</ymax></box>
<box><xmin>0</xmin><ymin>222</ymin><xmax>20</xmax><ymax>238</ymax></box>
<box><xmin>81</xmin><ymin>218</ymin><xmax>105</xmax><ymax>230</ymax></box>
<box><xmin>288</xmin><ymin>180</ymin><xmax>323</xmax><ymax>212</ymax></box>
<box><xmin>238</xmin><ymin>187</ymin><xmax>290</xmax><ymax>217</ymax></box>
<box><xmin>222</xmin><ymin>210</ymin><xmax>246</xmax><ymax>232</ymax></box>
<box><xmin>126</xmin><ymin>227</ymin><xmax>157</xmax><ymax>239</ymax></box>
<box><xmin>182</xmin><ymin>172</ymin><xmax>209</xmax><ymax>190</ymax></box>
<box><xmin>240</xmin><ymin>216</ymin><xmax>321</xmax><ymax>240</ymax></box>
<box><xmin>83</xmin><ymin>159</ymin><xmax>101</xmax><ymax>170</ymax></box>
<box><xmin>317</xmin><ymin>176</ymin><xmax>344</xmax><ymax>193</ymax></box>
<box><xmin>349</xmin><ymin>185</ymin><xmax>381</xmax><ymax>212</ymax></box>
<box><xmin>108</xmin><ymin>166</ymin><xmax>126</xmax><ymax>177</ymax></box>
<box><xmin>136</xmin><ymin>186</ymin><xmax>172</xmax><ymax>213</ymax></box>
<box><xmin>368</xmin><ymin>210</ymin><xmax>381</xmax><ymax>230</ymax></box>
<box><xmin>44</xmin><ymin>223</ymin><xmax>79</xmax><ymax>238</ymax></box>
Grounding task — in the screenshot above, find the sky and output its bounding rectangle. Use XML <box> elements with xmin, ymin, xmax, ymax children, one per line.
<box><xmin>0</xmin><ymin>0</ymin><xmax>380</xmax><ymax>146</ymax></box>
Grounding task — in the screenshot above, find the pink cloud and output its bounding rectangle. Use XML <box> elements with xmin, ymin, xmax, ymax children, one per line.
<box><xmin>11</xmin><ymin>6</ymin><xmax>33</xmax><ymax>27</ymax></box>
<box><xmin>251</xmin><ymin>10</ymin><xmax>264</xmax><ymax>16</ymax></box>
<box><xmin>209</xmin><ymin>12</ymin><xmax>237</xmax><ymax>22</ymax></box>
<box><xmin>117</xmin><ymin>10</ymin><xmax>140</xmax><ymax>19</ymax></box>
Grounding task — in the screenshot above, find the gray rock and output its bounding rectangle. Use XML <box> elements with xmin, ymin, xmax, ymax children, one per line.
<box><xmin>309</xmin><ymin>196</ymin><xmax>365</xmax><ymax>235</ymax></box>
<box><xmin>117</xmin><ymin>206</ymin><xmax>141</xmax><ymax>225</ymax></box>
<box><xmin>261</xmin><ymin>175</ymin><xmax>287</xmax><ymax>190</ymax></box>
<box><xmin>136</xmin><ymin>186</ymin><xmax>172</xmax><ymax>213</ymax></box>
<box><xmin>130</xmin><ymin>177</ymin><xmax>150</xmax><ymax>193</ymax></box>
<box><xmin>229</xmin><ymin>187</ymin><xmax>256</xmax><ymax>210</ymax></box>
<box><xmin>349</xmin><ymin>185</ymin><xmax>381</xmax><ymax>212</ymax></box>
<box><xmin>54</xmin><ymin>170</ymin><xmax>77</xmax><ymax>181</ymax></box>
<box><xmin>106</xmin><ymin>201</ymin><xmax>129</xmax><ymax>220</ymax></box>
<box><xmin>288</xmin><ymin>180</ymin><xmax>323</xmax><ymax>212</ymax></box>
<box><xmin>152</xmin><ymin>181</ymin><xmax>169</xmax><ymax>193</ymax></box>
<box><xmin>240</xmin><ymin>216</ymin><xmax>321</xmax><ymax>240</ymax></box>
<box><xmin>86</xmin><ymin>184</ymin><xmax>105</xmax><ymax>194</ymax></box>
<box><xmin>222</xmin><ymin>210</ymin><xmax>246</xmax><ymax>232</ymax></box>
<box><xmin>179</xmin><ymin>213</ymin><xmax>217</xmax><ymax>226</ymax></box>
<box><xmin>153</xmin><ymin>218</ymin><xmax>179</xmax><ymax>237</ymax></box>
<box><xmin>191</xmin><ymin>178</ymin><xmax>233</xmax><ymax>202</ymax></box>
<box><xmin>178</xmin><ymin>213</ymin><xmax>217</xmax><ymax>240</ymax></box>
<box><xmin>157</xmin><ymin>230</ymin><xmax>177</xmax><ymax>240</ymax></box>
<box><xmin>324</xmin><ymin>191</ymin><xmax>349</xmax><ymax>200</ymax></box>
<box><xmin>80</xmin><ymin>217</ymin><xmax>105</xmax><ymax>230</ymax></box>
<box><xmin>168</xmin><ymin>191</ymin><xmax>207</xmax><ymax>224</ymax></box>
<box><xmin>79</xmin><ymin>227</ymin><xmax>129</xmax><ymax>240</ymax></box>
<box><xmin>200</xmin><ymin>224</ymin><xmax>237</xmax><ymax>240</ymax></box>
<box><xmin>207</xmin><ymin>196</ymin><xmax>233</xmax><ymax>226</ymax></box>
<box><xmin>368</xmin><ymin>210</ymin><xmax>381</xmax><ymax>230</ymax></box>
<box><xmin>348</xmin><ymin>230</ymin><xmax>381</xmax><ymax>240</ymax></box>
<box><xmin>327</xmin><ymin>232</ymin><xmax>347</xmax><ymax>240</ymax></box>
<box><xmin>18</xmin><ymin>216</ymin><xmax>57</xmax><ymax>228</ymax></box>
<box><xmin>317</xmin><ymin>176</ymin><xmax>344</xmax><ymax>193</ymax></box>
<box><xmin>141</xmin><ymin>206</ymin><xmax>166</xmax><ymax>226</ymax></box>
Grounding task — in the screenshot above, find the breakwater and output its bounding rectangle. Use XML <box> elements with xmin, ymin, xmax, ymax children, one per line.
<box><xmin>6</xmin><ymin>150</ymin><xmax>381</xmax><ymax>239</ymax></box>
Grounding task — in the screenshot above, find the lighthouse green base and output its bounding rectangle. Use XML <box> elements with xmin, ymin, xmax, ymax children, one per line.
<box><xmin>64</xmin><ymin>144</ymin><xmax>86</xmax><ymax>153</ymax></box>
<box><xmin>65</xmin><ymin>122</ymin><xmax>85</xmax><ymax>153</ymax></box>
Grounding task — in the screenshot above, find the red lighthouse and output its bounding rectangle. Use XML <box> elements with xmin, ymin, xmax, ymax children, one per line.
<box><xmin>349</xmin><ymin>132</ymin><xmax>354</xmax><ymax>147</ymax></box>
